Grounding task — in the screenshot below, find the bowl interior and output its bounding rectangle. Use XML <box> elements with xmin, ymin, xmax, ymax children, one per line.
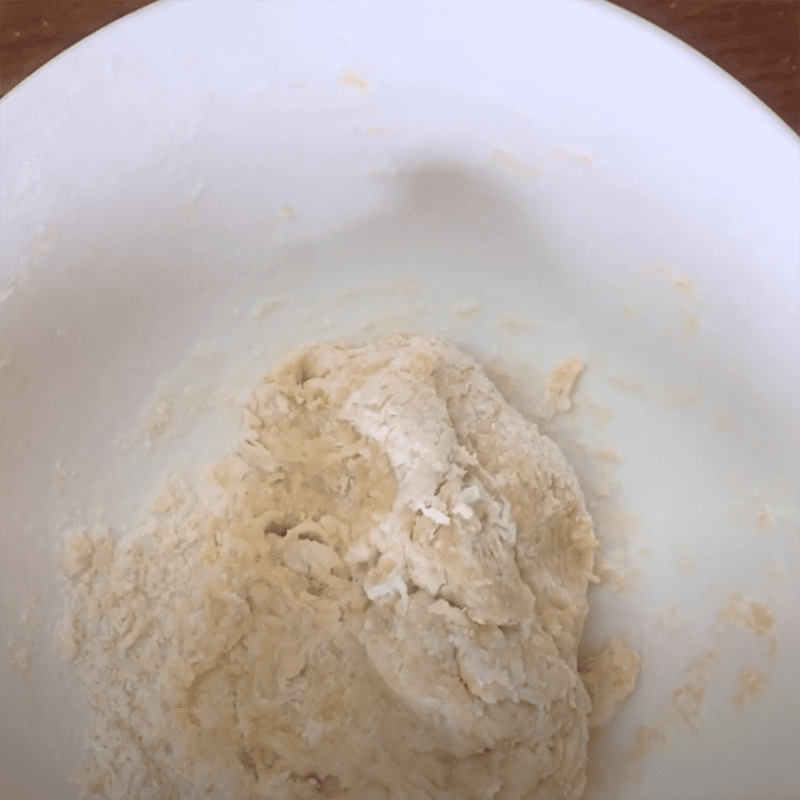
<box><xmin>1</xmin><ymin>2</ymin><xmax>798</xmax><ymax>799</ymax></box>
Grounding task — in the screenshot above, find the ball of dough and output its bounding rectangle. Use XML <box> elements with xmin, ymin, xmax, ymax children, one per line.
<box><xmin>63</xmin><ymin>334</ymin><xmax>599</xmax><ymax>800</ymax></box>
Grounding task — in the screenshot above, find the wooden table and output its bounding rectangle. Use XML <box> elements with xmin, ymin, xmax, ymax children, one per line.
<box><xmin>1</xmin><ymin>0</ymin><xmax>798</xmax><ymax>132</ymax></box>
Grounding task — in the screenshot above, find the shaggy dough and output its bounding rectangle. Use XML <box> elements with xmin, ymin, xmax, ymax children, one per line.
<box><xmin>61</xmin><ymin>333</ymin><xmax>634</xmax><ymax>800</ymax></box>
<box><xmin>579</xmin><ymin>636</ymin><xmax>641</xmax><ymax>728</ymax></box>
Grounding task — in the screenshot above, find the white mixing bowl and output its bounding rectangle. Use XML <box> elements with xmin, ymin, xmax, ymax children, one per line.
<box><xmin>1</xmin><ymin>2</ymin><xmax>798</xmax><ymax>798</ymax></box>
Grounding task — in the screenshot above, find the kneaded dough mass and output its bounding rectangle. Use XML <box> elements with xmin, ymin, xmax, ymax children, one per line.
<box><xmin>62</xmin><ymin>334</ymin><xmax>606</xmax><ymax>800</ymax></box>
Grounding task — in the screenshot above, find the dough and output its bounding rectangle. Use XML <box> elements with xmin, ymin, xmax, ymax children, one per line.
<box><xmin>579</xmin><ymin>636</ymin><xmax>641</xmax><ymax>728</ymax></box>
<box><xmin>61</xmin><ymin>333</ymin><xmax>623</xmax><ymax>800</ymax></box>
<box><xmin>545</xmin><ymin>356</ymin><xmax>584</xmax><ymax>415</ymax></box>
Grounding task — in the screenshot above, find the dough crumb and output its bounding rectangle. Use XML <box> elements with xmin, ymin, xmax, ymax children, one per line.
<box><xmin>593</xmin><ymin>552</ymin><xmax>639</xmax><ymax>593</ymax></box>
<box><xmin>655</xmin><ymin>606</ymin><xmax>686</xmax><ymax>636</ymax></box>
<box><xmin>755</xmin><ymin>505</ymin><xmax>775</xmax><ymax>530</ymax></box>
<box><xmin>545</xmin><ymin>356</ymin><xmax>585</xmax><ymax>415</ymax></box>
<box><xmin>7</xmin><ymin>638</ymin><xmax>32</xmax><ymax>685</ymax></box>
<box><xmin>593</xmin><ymin>476</ymin><xmax>617</xmax><ymax>499</ymax></box>
<box><xmin>718</xmin><ymin>593</ymin><xmax>776</xmax><ymax>639</ymax></box>
<box><xmin>52</xmin><ymin>459</ymin><xmax>79</xmax><ymax>498</ymax></box>
<box><xmin>554</xmin><ymin>147</ymin><xmax>594</xmax><ymax>165</ymax></box>
<box><xmin>0</xmin><ymin>344</ymin><xmax>27</xmax><ymax>393</ymax></box>
<box><xmin>767</xmin><ymin>636</ymin><xmax>779</xmax><ymax>660</ymax></box>
<box><xmin>498</xmin><ymin>315</ymin><xmax>530</xmax><ymax>332</ymax></box>
<box><xmin>579</xmin><ymin>636</ymin><xmax>640</xmax><ymax>727</ymax></box>
<box><xmin>489</xmin><ymin>148</ymin><xmax>541</xmax><ymax>180</ymax></box>
<box><xmin>60</xmin><ymin>333</ymin><xmax>633</xmax><ymax>800</ymax></box>
<box><xmin>250</xmin><ymin>298</ymin><xmax>283</xmax><ymax>321</ymax></box>
<box><xmin>144</xmin><ymin>397</ymin><xmax>173</xmax><ymax>439</ymax></box>
<box><xmin>731</xmin><ymin>666</ymin><xmax>772</xmax><ymax>711</ymax></box>
<box><xmin>389</xmin><ymin>278</ymin><xmax>420</xmax><ymax>295</ymax></box>
<box><xmin>8</xmin><ymin>599</ymin><xmax>45</xmax><ymax>690</ymax></box>
<box><xmin>672</xmin><ymin>275</ymin><xmax>697</xmax><ymax>299</ymax></box>
<box><xmin>683</xmin><ymin>310</ymin><xmax>702</xmax><ymax>335</ymax></box>
<box><xmin>454</xmin><ymin>303</ymin><xmax>481</xmax><ymax>319</ymax></box>
<box><xmin>671</xmin><ymin>648</ymin><xmax>719</xmax><ymax>733</ymax></box>
<box><xmin>339</xmin><ymin>69</ymin><xmax>370</xmax><ymax>91</ymax></box>
<box><xmin>621</xmin><ymin>708</ymin><xmax>672</xmax><ymax>784</ymax></box>
<box><xmin>596</xmin><ymin>508</ymin><xmax>640</xmax><ymax>547</ymax></box>
<box><xmin>589</xmin><ymin>448</ymin><xmax>623</xmax><ymax>464</ymax></box>
<box><xmin>609</xmin><ymin>375</ymin><xmax>643</xmax><ymax>393</ymax></box>
<box><xmin>580</xmin><ymin>397</ymin><xmax>613</xmax><ymax>428</ymax></box>
<box><xmin>769</xmin><ymin>560</ymin><xmax>786</xmax><ymax>580</ymax></box>
<box><xmin>676</xmin><ymin>556</ymin><xmax>695</xmax><ymax>575</ymax></box>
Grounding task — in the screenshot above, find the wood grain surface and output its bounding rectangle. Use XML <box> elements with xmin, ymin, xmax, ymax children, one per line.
<box><xmin>608</xmin><ymin>0</ymin><xmax>799</xmax><ymax>131</ymax></box>
<box><xmin>1</xmin><ymin>0</ymin><xmax>798</xmax><ymax>132</ymax></box>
